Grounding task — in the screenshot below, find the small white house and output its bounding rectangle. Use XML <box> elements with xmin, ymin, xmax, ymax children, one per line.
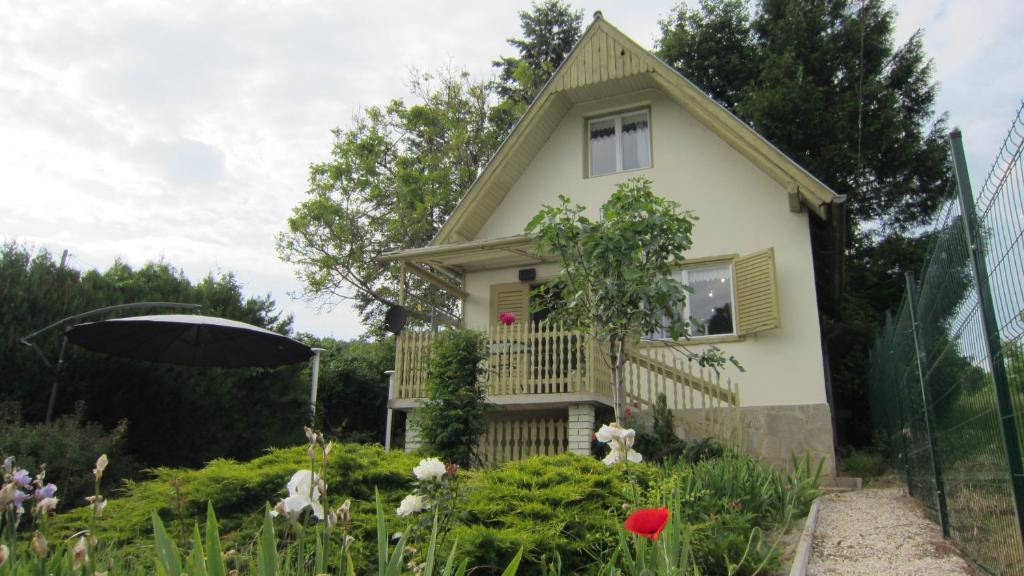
<box><xmin>382</xmin><ymin>13</ymin><xmax>843</xmax><ymax>474</ymax></box>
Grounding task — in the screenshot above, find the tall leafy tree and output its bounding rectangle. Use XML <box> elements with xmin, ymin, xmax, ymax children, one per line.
<box><xmin>280</xmin><ymin>4</ymin><xmax>585</xmax><ymax>330</ymax></box>
<box><xmin>491</xmin><ymin>0</ymin><xmax>584</xmax><ymax>133</ymax></box>
<box><xmin>657</xmin><ymin>0</ymin><xmax>951</xmax><ymax>443</ymax></box>
<box><xmin>277</xmin><ymin>70</ymin><xmax>502</xmax><ymax>329</ymax></box>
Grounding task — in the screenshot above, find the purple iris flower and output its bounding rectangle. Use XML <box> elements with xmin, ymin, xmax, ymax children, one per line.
<box><xmin>35</xmin><ymin>483</ymin><xmax>57</xmax><ymax>500</ymax></box>
<box><xmin>12</xmin><ymin>469</ymin><xmax>30</xmax><ymax>488</ymax></box>
<box><xmin>12</xmin><ymin>489</ymin><xmax>29</xmax><ymax>513</ymax></box>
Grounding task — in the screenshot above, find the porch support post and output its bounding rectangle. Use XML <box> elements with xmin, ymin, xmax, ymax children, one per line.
<box><xmin>567</xmin><ymin>404</ymin><xmax>595</xmax><ymax>456</ymax></box>
<box><xmin>398</xmin><ymin>262</ymin><xmax>407</xmax><ymax>306</ymax></box>
<box><xmin>384</xmin><ymin>370</ymin><xmax>395</xmax><ymax>451</ymax></box>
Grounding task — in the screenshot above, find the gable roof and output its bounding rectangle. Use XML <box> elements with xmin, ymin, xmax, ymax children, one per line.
<box><xmin>433</xmin><ymin>13</ymin><xmax>843</xmax><ymax>245</ymax></box>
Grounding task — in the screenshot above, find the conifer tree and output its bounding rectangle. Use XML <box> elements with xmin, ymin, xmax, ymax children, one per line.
<box><xmin>658</xmin><ymin>0</ymin><xmax>950</xmax><ymax>442</ymax></box>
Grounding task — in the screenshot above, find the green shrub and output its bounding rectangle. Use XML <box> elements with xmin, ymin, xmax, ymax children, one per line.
<box><xmin>0</xmin><ymin>401</ymin><xmax>136</xmax><ymax>512</ymax></box>
<box><xmin>452</xmin><ymin>455</ymin><xmax>655</xmax><ymax>574</ymax></box>
<box><xmin>50</xmin><ymin>442</ymin><xmax>421</xmax><ymax>570</ymax></box>
<box><xmin>649</xmin><ymin>454</ymin><xmax>822</xmax><ymax>575</ymax></box>
<box><xmin>842</xmin><ymin>449</ymin><xmax>888</xmax><ymax>478</ymax></box>
<box><xmin>43</xmin><ymin>445</ymin><xmax>820</xmax><ymax>575</ymax></box>
<box><xmin>630</xmin><ymin>394</ymin><xmax>688</xmax><ymax>463</ymax></box>
<box><xmin>418</xmin><ymin>329</ymin><xmax>490</xmax><ymax>467</ymax></box>
<box><xmin>683</xmin><ymin>437</ymin><xmax>725</xmax><ymax>464</ymax></box>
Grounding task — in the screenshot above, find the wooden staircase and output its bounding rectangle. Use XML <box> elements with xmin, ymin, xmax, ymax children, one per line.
<box><xmin>622</xmin><ymin>346</ymin><xmax>742</xmax><ymax>443</ymax></box>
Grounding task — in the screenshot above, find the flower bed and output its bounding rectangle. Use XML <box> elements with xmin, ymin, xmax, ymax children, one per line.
<box><xmin>1</xmin><ymin>425</ymin><xmax>820</xmax><ymax>575</ymax></box>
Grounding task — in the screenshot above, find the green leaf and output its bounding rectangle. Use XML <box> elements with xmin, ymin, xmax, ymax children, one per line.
<box><xmin>422</xmin><ymin>509</ymin><xmax>442</xmax><ymax>576</ymax></box>
<box><xmin>188</xmin><ymin>524</ymin><xmax>208</xmax><ymax>576</ymax></box>
<box><xmin>440</xmin><ymin>537</ymin><xmax>459</xmax><ymax>576</ymax></box>
<box><xmin>375</xmin><ymin>489</ymin><xmax>388</xmax><ymax>572</ymax></box>
<box><xmin>345</xmin><ymin>551</ymin><xmax>357</xmax><ymax>576</ymax></box>
<box><xmin>152</xmin><ymin>511</ymin><xmax>183</xmax><ymax>576</ymax></box>
<box><xmin>204</xmin><ymin>502</ymin><xmax>226</xmax><ymax>576</ymax></box>
<box><xmin>256</xmin><ymin>507</ymin><xmax>278</xmax><ymax>576</ymax></box>
<box><xmin>314</xmin><ymin>527</ymin><xmax>325</xmax><ymax>575</ymax></box>
<box><xmin>499</xmin><ymin>547</ymin><xmax>525</xmax><ymax>576</ymax></box>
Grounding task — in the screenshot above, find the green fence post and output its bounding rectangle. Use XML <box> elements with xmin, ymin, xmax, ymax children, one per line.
<box><xmin>950</xmin><ymin>128</ymin><xmax>1024</xmax><ymax>544</ymax></box>
<box><xmin>905</xmin><ymin>272</ymin><xmax>951</xmax><ymax>536</ymax></box>
<box><xmin>885</xmin><ymin>312</ymin><xmax>913</xmax><ymax>492</ymax></box>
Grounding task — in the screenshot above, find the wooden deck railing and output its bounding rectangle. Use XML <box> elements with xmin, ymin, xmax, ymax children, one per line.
<box><xmin>623</xmin><ymin>346</ymin><xmax>742</xmax><ymax>444</ymax></box>
<box><xmin>393</xmin><ymin>324</ymin><xmax>612</xmax><ymax>400</ymax></box>
<box><xmin>392</xmin><ymin>328</ymin><xmax>740</xmax><ymax>418</ymax></box>
<box><xmin>623</xmin><ymin>347</ymin><xmax>739</xmax><ymax>408</ymax></box>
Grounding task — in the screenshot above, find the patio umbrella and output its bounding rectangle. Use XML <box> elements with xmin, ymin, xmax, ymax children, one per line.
<box><xmin>65</xmin><ymin>314</ymin><xmax>312</xmax><ymax>368</ymax></box>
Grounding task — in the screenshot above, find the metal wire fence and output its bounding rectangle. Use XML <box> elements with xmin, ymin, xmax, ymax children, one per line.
<box><xmin>869</xmin><ymin>103</ymin><xmax>1024</xmax><ymax>575</ymax></box>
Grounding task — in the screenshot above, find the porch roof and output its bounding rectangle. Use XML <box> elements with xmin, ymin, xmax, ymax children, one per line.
<box><xmin>379</xmin><ymin>234</ymin><xmax>551</xmax><ymax>273</ymax></box>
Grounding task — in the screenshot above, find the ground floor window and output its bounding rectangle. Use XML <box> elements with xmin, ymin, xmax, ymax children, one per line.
<box><xmin>648</xmin><ymin>261</ymin><xmax>735</xmax><ymax>339</ymax></box>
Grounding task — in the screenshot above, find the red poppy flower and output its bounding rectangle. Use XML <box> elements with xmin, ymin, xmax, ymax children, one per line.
<box><xmin>624</xmin><ymin>507</ymin><xmax>670</xmax><ymax>540</ymax></box>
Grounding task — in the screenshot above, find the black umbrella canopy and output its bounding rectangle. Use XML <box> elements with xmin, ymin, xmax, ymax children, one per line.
<box><xmin>65</xmin><ymin>314</ymin><xmax>312</xmax><ymax>368</ymax></box>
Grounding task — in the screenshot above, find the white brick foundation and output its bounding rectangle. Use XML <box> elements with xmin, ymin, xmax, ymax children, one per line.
<box><xmin>567</xmin><ymin>404</ymin><xmax>595</xmax><ymax>455</ymax></box>
<box><xmin>404</xmin><ymin>413</ymin><xmax>422</xmax><ymax>452</ymax></box>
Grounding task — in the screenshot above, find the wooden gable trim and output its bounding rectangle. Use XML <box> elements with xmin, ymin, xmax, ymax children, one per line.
<box><xmin>433</xmin><ymin>14</ymin><xmax>840</xmax><ymax>245</ymax></box>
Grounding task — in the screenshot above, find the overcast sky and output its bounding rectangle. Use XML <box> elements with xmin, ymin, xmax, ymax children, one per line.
<box><xmin>2</xmin><ymin>0</ymin><xmax>1020</xmax><ymax>340</ymax></box>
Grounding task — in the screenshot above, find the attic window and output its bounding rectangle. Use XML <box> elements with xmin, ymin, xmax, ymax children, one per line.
<box><xmin>588</xmin><ymin>110</ymin><xmax>651</xmax><ymax>177</ymax></box>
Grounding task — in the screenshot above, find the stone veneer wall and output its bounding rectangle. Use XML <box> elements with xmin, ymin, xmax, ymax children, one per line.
<box><xmin>671</xmin><ymin>403</ymin><xmax>836</xmax><ymax>478</ymax></box>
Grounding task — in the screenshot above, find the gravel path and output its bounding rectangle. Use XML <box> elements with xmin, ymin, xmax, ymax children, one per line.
<box><xmin>807</xmin><ymin>486</ymin><xmax>975</xmax><ymax>576</ymax></box>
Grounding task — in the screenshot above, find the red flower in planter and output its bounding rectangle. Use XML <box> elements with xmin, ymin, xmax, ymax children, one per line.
<box><xmin>498</xmin><ymin>312</ymin><xmax>516</xmax><ymax>325</ymax></box>
<box><xmin>624</xmin><ymin>507</ymin><xmax>670</xmax><ymax>540</ymax></box>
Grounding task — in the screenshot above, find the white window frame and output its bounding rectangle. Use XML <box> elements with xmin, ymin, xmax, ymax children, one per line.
<box><xmin>587</xmin><ymin>109</ymin><xmax>651</xmax><ymax>177</ymax></box>
<box><xmin>646</xmin><ymin>260</ymin><xmax>737</xmax><ymax>341</ymax></box>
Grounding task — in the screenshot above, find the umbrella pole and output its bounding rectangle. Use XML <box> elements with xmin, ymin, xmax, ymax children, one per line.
<box><xmin>45</xmin><ymin>335</ymin><xmax>69</xmax><ymax>424</ymax></box>
<box><xmin>309</xmin><ymin>348</ymin><xmax>325</xmax><ymax>425</ymax></box>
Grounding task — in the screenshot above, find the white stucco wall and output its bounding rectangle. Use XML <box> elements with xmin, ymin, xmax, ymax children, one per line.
<box><xmin>463</xmin><ymin>88</ymin><xmax>827</xmax><ymax>407</ymax></box>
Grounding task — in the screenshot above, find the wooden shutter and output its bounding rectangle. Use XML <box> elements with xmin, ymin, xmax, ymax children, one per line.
<box><xmin>734</xmin><ymin>248</ymin><xmax>781</xmax><ymax>335</ymax></box>
<box><xmin>490</xmin><ymin>282</ymin><xmax>530</xmax><ymax>325</ymax></box>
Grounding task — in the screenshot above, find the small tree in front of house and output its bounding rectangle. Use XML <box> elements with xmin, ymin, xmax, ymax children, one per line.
<box><xmin>525</xmin><ymin>176</ymin><xmax>736</xmax><ymax>421</ymax></box>
<box><xmin>418</xmin><ymin>329</ymin><xmax>490</xmax><ymax>467</ymax></box>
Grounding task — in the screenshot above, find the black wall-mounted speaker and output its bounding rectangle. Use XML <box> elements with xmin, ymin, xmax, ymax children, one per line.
<box><xmin>518</xmin><ymin>268</ymin><xmax>537</xmax><ymax>282</ymax></box>
<box><xmin>383</xmin><ymin>305</ymin><xmax>407</xmax><ymax>334</ymax></box>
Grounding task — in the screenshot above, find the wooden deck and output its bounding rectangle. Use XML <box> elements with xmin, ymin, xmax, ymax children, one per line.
<box><xmin>393</xmin><ymin>324</ymin><xmax>614</xmax><ymax>403</ymax></box>
<box><xmin>392</xmin><ymin>326</ymin><xmax>740</xmax><ymax>412</ymax></box>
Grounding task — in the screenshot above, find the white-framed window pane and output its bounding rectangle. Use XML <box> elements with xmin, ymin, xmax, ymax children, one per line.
<box><xmin>644</xmin><ymin>264</ymin><xmax>735</xmax><ymax>340</ymax></box>
<box><xmin>589</xmin><ymin>118</ymin><xmax>617</xmax><ymax>176</ymax></box>
<box><xmin>620</xmin><ymin>112</ymin><xmax>650</xmax><ymax>171</ymax></box>
<box><xmin>686</xmin><ymin>265</ymin><xmax>734</xmax><ymax>337</ymax></box>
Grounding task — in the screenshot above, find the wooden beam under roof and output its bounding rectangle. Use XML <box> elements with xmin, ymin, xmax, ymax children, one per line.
<box><xmin>404</xmin><ymin>262</ymin><xmax>467</xmax><ymax>300</ymax></box>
